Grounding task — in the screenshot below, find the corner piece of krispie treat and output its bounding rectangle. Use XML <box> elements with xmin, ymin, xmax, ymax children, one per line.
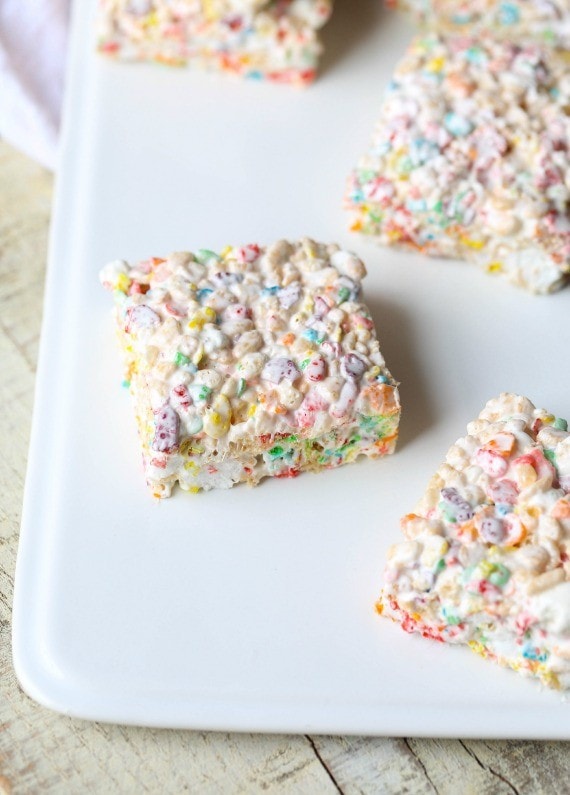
<box><xmin>378</xmin><ymin>392</ymin><xmax>570</xmax><ymax>690</ymax></box>
<box><xmin>391</xmin><ymin>0</ymin><xmax>570</xmax><ymax>49</ymax></box>
<box><xmin>97</xmin><ymin>0</ymin><xmax>333</xmax><ymax>86</ymax></box>
<box><xmin>100</xmin><ymin>239</ymin><xmax>401</xmax><ymax>498</ymax></box>
<box><xmin>346</xmin><ymin>33</ymin><xmax>570</xmax><ymax>293</ymax></box>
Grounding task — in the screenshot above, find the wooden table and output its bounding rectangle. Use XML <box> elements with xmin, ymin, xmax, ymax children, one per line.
<box><xmin>1</xmin><ymin>140</ymin><xmax>568</xmax><ymax>794</ymax></box>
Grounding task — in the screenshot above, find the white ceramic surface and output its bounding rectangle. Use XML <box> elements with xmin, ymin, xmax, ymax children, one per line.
<box><xmin>12</xmin><ymin>0</ymin><xmax>570</xmax><ymax>736</ymax></box>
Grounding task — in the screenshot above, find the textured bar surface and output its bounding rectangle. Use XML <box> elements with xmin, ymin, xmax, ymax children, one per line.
<box><xmin>98</xmin><ymin>0</ymin><xmax>333</xmax><ymax>85</ymax></box>
<box><xmin>346</xmin><ymin>34</ymin><xmax>570</xmax><ymax>293</ymax></box>
<box><xmin>379</xmin><ymin>393</ymin><xmax>570</xmax><ymax>690</ymax></box>
<box><xmin>100</xmin><ymin>238</ymin><xmax>400</xmax><ymax>497</ymax></box>
<box><xmin>393</xmin><ymin>0</ymin><xmax>570</xmax><ymax>48</ymax></box>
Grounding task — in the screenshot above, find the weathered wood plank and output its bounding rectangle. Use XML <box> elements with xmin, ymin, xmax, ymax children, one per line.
<box><xmin>311</xmin><ymin>736</ymin><xmax>436</xmax><ymax>794</ymax></box>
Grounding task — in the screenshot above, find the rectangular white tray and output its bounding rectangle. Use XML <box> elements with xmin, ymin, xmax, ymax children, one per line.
<box><xmin>13</xmin><ymin>0</ymin><xmax>570</xmax><ymax>736</ymax></box>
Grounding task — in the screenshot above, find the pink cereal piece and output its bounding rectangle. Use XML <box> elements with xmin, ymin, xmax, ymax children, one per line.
<box><xmin>515</xmin><ymin>612</ymin><xmax>536</xmax><ymax>636</ymax></box>
<box><xmin>306</xmin><ymin>356</ymin><xmax>327</xmax><ymax>382</ymax></box>
<box><xmin>224</xmin><ymin>303</ymin><xmax>251</xmax><ymax>320</ymax></box>
<box><xmin>128</xmin><ymin>281</ymin><xmax>145</xmax><ymax>295</ymax></box>
<box><xmin>296</xmin><ymin>406</ymin><xmax>316</xmax><ymax>429</ymax></box>
<box><xmin>364</xmin><ymin>177</ymin><xmax>395</xmax><ymax>205</ymax></box>
<box><xmin>513</xmin><ymin>448</ymin><xmax>557</xmax><ymax>483</ymax></box>
<box><xmin>165</xmin><ymin>302</ymin><xmax>186</xmax><ymax>318</ymax></box>
<box><xmin>296</xmin><ymin>391</ymin><xmax>329</xmax><ymax>428</ymax></box>
<box><xmin>170</xmin><ymin>384</ymin><xmax>193</xmax><ymax>411</ymax></box>
<box><xmin>152</xmin><ymin>403</ymin><xmax>180</xmax><ymax>453</ymax></box>
<box><xmin>353</xmin><ymin>314</ymin><xmax>374</xmax><ymax>330</ymax></box>
<box><xmin>330</xmin><ymin>380</ymin><xmax>358</xmax><ymax>418</ymax></box>
<box><xmin>475</xmin><ymin>447</ymin><xmax>508</xmax><ymax>478</ymax></box>
<box><xmin>152</xmin><ymin>262</ymin><xmax>172</xmax><ymax>282</ymax></box>
<box><xmin>321</xmin><ymin>340</ymin><xmax>341</xmax><ymax>358</ymax></box>
<box><xmin>236</xmin><ymin>244</ymin><xmax>261</xmax><ymax>264</ymax></box>
<box><xmin>262</xmin><ymin>357</ymin><xmax>300</xmax><ymax>385</ymax></box>
<box><xmin>532</xmin><ymin>417</ymin><xmax>544</xmax><ymax>434</ymax></box>
<box><xmin>487</xmin><ymin>479</ymin><xmax>519</xmax><ymax>505</ymax></box>
<box><xmin>314</xmin><ymin>295</ymin><xmax>331</xmax><ymax>318</ymax></box>
<box><xmin>503</xmin><ymin>513</ymin><xmax>526</xmax><ymax>546</ymax></box>
<box><xmin>125</xmin><ymin>304</ymin><xmax>161</xmax><ymax>333</ymax></box>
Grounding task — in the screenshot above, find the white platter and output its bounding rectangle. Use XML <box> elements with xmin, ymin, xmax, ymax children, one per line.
<box><xmin>12</xmin><ymin>0</ymin><xmax>570</xmax><ymax>736</ymax></box>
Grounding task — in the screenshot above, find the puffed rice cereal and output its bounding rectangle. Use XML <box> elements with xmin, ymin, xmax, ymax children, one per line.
<box><xmin>392</xmin><ymin>0</ymin><xmax>570</xmax><ymax>49</ymax></box>
<box><xmin>346</xmin><ymin>33</ymin><xmax>570</xmax><ymax>293</ymax></box>
<box><xmin>378</xmin><ymin>392</ymin><xmax>570</xmax><ymax>690</ymax></box>
<box><xmin>98</xmin><ymin>0</ymin><xmax>333</xmax><ymax>85</ymax></box>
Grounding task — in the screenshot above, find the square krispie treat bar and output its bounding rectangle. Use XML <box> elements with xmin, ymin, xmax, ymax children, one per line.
<box><xmin>392</xmin><ymin>0</ymin><xmax>570</xmax><ymax>49</ymax></box>
<box><xmin>378</xmin><ymin>393</ymin><xmax>570</xmax><ymax>690</ymax></box>
<box><xmin>100</xmin><ymin>239</ymin><xmax>400</xmax><ymax>498</ymax></box>
<box><xmin>98</xmin><ymin>0</ymin><xmax>333</xmax><ymax>85</ymax></box>
<box><xmin>346</xmin><ymin>34</ymin><xmax>570</xmax><ymax>293</ymax></box>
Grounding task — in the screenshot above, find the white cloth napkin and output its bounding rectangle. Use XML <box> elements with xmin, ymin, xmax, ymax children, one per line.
<box><xmin>0</xmin><ymin>0</ymin><xmax>70</xmax><ymax>170</ymax></box>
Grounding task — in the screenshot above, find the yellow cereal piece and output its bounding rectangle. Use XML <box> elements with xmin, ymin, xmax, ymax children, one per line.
<box><xmin>192</xmin><ymin>344</ymin><xmax>204</xmax><ymax>365</ymax></box>
<box><xmin>188</xmin><ymin>306</ymin><xmax>216</xmax><ymax>329</ymax></box>
<box><xmin>478</xmin><ymin>560</ymin><xmax>494</xmax><ymax>578</ymax></box>
<box><xmin>179</xmin><ymin>439</ymin><xmax>205</xmax><ymax>457</ymax></box>
<box><xmin>427</xmin><ymin>56</ymin><xmax>445</xmax><ymax>71</ymax></box>
<box><xmin>202</xmin><ymin>0</ymin><xmax>218</xmax><ymax>21</ymax></box>
<box><xmin>468</xmin><ymin>640</ymin><xmax>486</xmax><ymax>656</ymax></box>
<box><xmin>115</xmin><ymin>272</ymin><xmax>131</xmax><ymax>293</ymax></box>
<box><xmin>487</xmin><ymin>261</ymin><xmax>503</xmax><ymax>273</ymax></box>
<box><xmin>516</xmin><ymin>462</ymin><xmax>537</xmax><ymax>489</ymax></box>
<box><xmin>143</xmin><ymin>11</ymin><xmax>158</xmax><ymax>27</ymax></box>
<box><xmin>460</xmin><ymin>236</ymin><xmax>485</xmax><ymax>250</ymax></box>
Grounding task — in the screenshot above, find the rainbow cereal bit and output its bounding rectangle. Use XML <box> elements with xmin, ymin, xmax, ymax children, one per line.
<box><xmin>100</xmin><ymin>239</ymin><xmax>401</xmax><ymax>498</ymax></box>
<box><xmin>392</xmin><ymin>0</ymin><xmax>570</xmax><ymax>49</ymax></box>
<box><xmin>97</xmin><ymin>0</ymin><xmax>333</xmax><ymax>86</ymax></box>
<box><xmin>378</xmin><ymin>393</ymin><xmax>570</xmax><ymax>690</ymax></box>
<box><xmin>346</xmin><ymin>33</ymin><xmax>570</xmax><ymax>293</ymax></box>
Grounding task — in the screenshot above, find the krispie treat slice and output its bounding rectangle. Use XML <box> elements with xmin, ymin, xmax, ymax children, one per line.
<box><xmin>98</xmin><ymin>0</ymin><xmax>333</xmax><ymax>86</ymax></box>
<box><xmin>392</xmin><ymin>0</ymin><xmax>570</xmax><ymax>49</ymax></box>
<box><xmin>100</xmin><ymin>239</ymin><xmax>400</xmax><ymax>498</ymax></box>
<box><xmin>346</xmin><ymin>34</ymin><xmax>570</xmax><ymax>293</ymax></box>
<box><xmin>378</xmin><ymin>393</ymin><xmax>570</xmax><ymax>690</ymax></box>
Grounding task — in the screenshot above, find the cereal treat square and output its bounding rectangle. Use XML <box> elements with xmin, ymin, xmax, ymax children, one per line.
<box><xmin>391</xmin><ymin>0</ymin><xmax>570</xmax><ymax>49</ymax></box>
<box><xmin>346</xmin><ymin>34</ymin><xmax>570</xmax><ymax>293</ymax></box>
<box><xmin>100</xmin><ymin>239</ymin><xmax>400</xmax><ymax>498</ymax></box>
<box><xmin>98</xmin><ymin>0</ymin><xmax>333</xmax><ymax>86</ymax></box>
<box><xmin>378</xmin><ymin>393</ymin><xmax>570</xmax><ymax>690</ymax></box>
